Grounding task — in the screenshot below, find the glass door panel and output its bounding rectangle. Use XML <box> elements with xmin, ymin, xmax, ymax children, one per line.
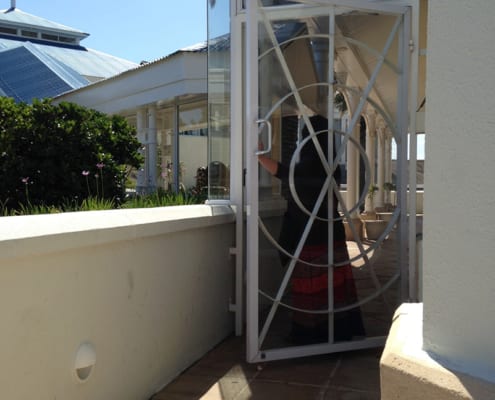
<box><xmin>178</xmin><ymin>101</ymin><xmax>208</xmax><ymax>191</ymax></box>
<box><xmin>208</xmin><ymin>0</ymin><xmax>231</xmax><ymax>200</ymax></box>
<box><xmin>246</xmin><ymin>0</ymin><xmax>411</xmax><ymax>362</ymax></box>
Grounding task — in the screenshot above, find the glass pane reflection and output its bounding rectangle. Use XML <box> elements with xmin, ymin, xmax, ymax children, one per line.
<box><xmin>208</xmin><ymin>0</ymin><xmax>231</xmax><ymax>200</ymax></box>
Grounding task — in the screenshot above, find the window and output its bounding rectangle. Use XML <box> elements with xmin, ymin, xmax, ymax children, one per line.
<box><xmin>179</xmin><ymin>101</ymin><xmax>208</xmax><ymax>191</ymax></box>
<box><xmin>41</xmin><ymin>33</ymin><xmax>58</xmax><ymax>41</ymax></box>
<box><xmin>208</xmin><ymin>0</ymin><xmax>231</xmax><ymax>200</ymax></box>
<box><xmin>0</xmin><ymin>26</ymin><xmax>16</xmax><ymax>35</ymax></box>
<box><xmin>59</xmin><ymin>36</ymin><xmax>76</xmax><ymax>44</ymax></box>
<box><xmin>21</xmin><ymin>30</ymin><xmax>37</xmax><ymax>38</ymax></box>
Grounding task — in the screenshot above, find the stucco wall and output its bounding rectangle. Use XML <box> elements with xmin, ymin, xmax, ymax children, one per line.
<box><xmin>423</xmin><ymin>1</ymin><xmax>495</xmax><ymax>382</ymax></box>
<box><xmin>0</xmin><ymin>205</ymin><xmax>235</xmax><ymax>399</ymax></box>
<box><xmin>54</xmin><ymin>52</ymin><xmax>207</xmax><ymax>114</ymax></box>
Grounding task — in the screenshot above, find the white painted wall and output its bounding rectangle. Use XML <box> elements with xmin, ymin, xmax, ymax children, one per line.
<box><xmin>0</xmin><ymin>205</ymin><xmax>235</xmax><ymax>399</ymax></box>
<box><xmin>54</xmin><ymin>52</ymin><xmax>207</xmax><ymax>114</ymax></box>
<box><xmin>423</xmin><ymin>0</ymin><xmax>495</xmax><ymax>382</ymax></box>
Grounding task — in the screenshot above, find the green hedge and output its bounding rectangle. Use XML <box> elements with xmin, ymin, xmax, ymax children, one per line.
<box><xmin>0</xmin><ymin>98</ymin><xmax>143</xmax><ymax>209</ymax></box>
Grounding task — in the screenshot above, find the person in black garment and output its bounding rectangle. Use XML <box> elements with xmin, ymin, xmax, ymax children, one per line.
<box><xmin>258</xmin><ymin>114</ymin><xmax>365</xmax><ymax>344</ymax></box>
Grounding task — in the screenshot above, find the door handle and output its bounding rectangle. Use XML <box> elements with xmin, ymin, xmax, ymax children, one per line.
<box><xmin>254</xmin><ymin>119</ymin><xmax>272</xmax><ymax>156</ymax></box>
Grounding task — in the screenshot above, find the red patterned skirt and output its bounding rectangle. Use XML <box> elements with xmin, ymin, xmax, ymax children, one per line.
<box><xmin>290</xmin><ymin>241</ymin><xmax>365</xmax><ymax>343</ymax></box>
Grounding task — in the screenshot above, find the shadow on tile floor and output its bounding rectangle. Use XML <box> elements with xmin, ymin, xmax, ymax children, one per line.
<box><xmin>153</xmin><ymin>229</ymin><xmax>406</xmax><ymax>399</ymax></box>
<box><xmin>152</xmin><ymin>335</ymin><xmax>383</xmax><ymax>400</ymax></box>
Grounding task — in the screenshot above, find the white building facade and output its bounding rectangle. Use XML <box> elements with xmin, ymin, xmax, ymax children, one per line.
<box><xmin>55</xmin><ymin>49</ymin><xmax>212</xmax><ymax>195</ymax></box>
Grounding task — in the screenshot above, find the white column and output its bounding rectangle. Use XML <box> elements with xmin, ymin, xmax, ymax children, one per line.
<box><xmin>172</xmin><ymin>103</ymin><xmax>180</xmax><ymax>193</ymax></box>
<box><xmin>345</xmin><ymin>127</ymin><xmax>359</xmax><ymax>216</ymax></box>
<box><xmin>375</xmin><ymin>126</ymin><xmax>385</xmax><ymax>209</ymax></box>
<box><xmin>364</xmin><ymin>112</ymin><xmax>377</xmax><ymax>213</ymax></box>
<box><xmin>344</xmin><ymin>92</ymin><xmax>360</xmax><ymax>217</ymax></box>
<box><xmin>136</xmin><ymin>108</ymin><xmax>147</xmax><ymax>194</ymax></box>
<box><xmin>147</xmin><ymin>106</ymin><xmax>158</xmax><ymax>192</ymax></box>
<box><xmin>384</xmin><ymin>130</ymin><xmax>393</xmax><ymax>185</ymax></box>
<box><xmin>384</xmin><ymin>131</ymin><xmax>393</xmax><ymax>206</ymax></box>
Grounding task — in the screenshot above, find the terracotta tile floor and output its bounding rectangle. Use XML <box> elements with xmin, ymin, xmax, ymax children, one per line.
<box><xmin>152</xmin><ymin>334</ymin><xmax>383</xmax><ymax>400</ymax></box>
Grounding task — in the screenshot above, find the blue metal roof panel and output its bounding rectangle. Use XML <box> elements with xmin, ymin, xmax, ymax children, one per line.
<box><xmin>0</xmin><ymin>36</ymin><xmax>137</xmax><ymax>78</ymax></box>
<box><xmin>43</xmin><ymin>46</ymin><xmax>138</xmax><ymax>78</ymax></box>
<box><xmin>0</xmin><ymin>44</ymin><xmax>87</xmax><ymax>103</ymax></box>
<box><xmin>22</xmin><ymin>42</ymin><xmax>89</xmax><ymax>87</ymax></box>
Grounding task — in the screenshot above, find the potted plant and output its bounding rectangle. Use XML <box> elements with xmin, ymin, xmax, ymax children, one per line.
<box><xmin>368</xmin><ymin>184</ymin><xmax>379</xmax><ymax>208</ymax></box>
<box><xmin>383</xmin><ymin>182</ymin><xmax>396</xmax><ymax>210</ymax></box>
<box><xmin>344</xmin><ymin>215</ymin><xmax>364</xmax><ymax>241</ymax></box>
<box><xmin>364</xmin><ymin>217</ymin><xmax>388</xmax><ymax>241</ymax></box>
<box><xmin>375</xmin><ymin>182</ymin><xmax>396</xmax><ymax>223</ymax></box>
<box><xmin>363</xmin><ymin>183</ymin><xmax>389</xmax><ymax>240</ymax></box>
<box><xmin>362</xmin><ymin>184</ymin><xmax>379</xmax><ymax>220</ymax></box>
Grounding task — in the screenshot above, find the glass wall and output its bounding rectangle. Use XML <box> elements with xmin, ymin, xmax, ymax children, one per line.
<box><xmin>207</xmin><ymin>0</ymin><xmax>231</xmax><ymax>199</ymax></box>
<box><xmin>128</xmin><ymin>100</ymin><xmax>208</xmax><ymax>196</ymax></box>
<box><xmin>157</xmin><ymin>107</ymin><xmax>175</xmax><ymax>191</ymax></box>
<box><xmin>179</xmin><ymin>101</ymin><xmax>208</xmax><ymax>191</ymax></box>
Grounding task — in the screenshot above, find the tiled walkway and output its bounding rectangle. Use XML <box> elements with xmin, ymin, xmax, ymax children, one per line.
<box><xmin>152</xmin><ymin>334</ymin><xmax>383</xmax><ymax>400</ymax></box>
<box><xmin>152</xmin><ymin>223</ymin><xmax>411</xmax><ymax>399</ymax></box>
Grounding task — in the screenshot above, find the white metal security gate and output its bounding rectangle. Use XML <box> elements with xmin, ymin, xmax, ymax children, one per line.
<box><xmin>244</xmin><ymin>0</ymin><xmax>417</xmax><ymax>362</ymax></box>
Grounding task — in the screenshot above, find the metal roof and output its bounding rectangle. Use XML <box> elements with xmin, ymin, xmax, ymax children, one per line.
<box><xmin>0</xmin><ymin>42</ymin><xmax>88</xmax><ymax>103</ymax></box>
<box><xmin>0</xmin><ymin>35</ymin><xmax>137</xmax><ymax>79</ymax></box>
<box><xmin>0</xmin><ymin>7</ymin><xmax>88</xmax><ymax>38</ymax></box>
<box><xmin>0</xmin><ymin>6</ymin><xmax>138</xmax><ymax>103</ymax></box>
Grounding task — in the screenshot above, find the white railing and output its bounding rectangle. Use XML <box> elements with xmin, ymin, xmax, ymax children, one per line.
<box><xmin>0</xmin><ymin>205</ymin><xmax>236</xmax><ymax>400</ymax></box>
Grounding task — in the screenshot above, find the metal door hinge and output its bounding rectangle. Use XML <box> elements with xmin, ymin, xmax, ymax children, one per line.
<box><xmin>409</xmin><ymin>39</ymin><xmax>415</xmax><ymax>52</ymax></box>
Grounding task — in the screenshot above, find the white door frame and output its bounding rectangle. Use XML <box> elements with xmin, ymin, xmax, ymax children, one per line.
<box><xmin>239</xmin><ymin>0</ymin><xmax>419</xmax><ymax>362</ymax></box>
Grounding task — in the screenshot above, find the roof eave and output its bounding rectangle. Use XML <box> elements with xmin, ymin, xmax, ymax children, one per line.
<box><xmin>0</xmin><ymin>19</ymin><xmax>89</xmax><ymax>39</ymax></box>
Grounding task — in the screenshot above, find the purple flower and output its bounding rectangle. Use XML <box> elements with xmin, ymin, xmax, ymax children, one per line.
<box><xmin>21</xmin><ymin>177</ymin><xmax>29</xmax><ymax>184</ymax></box>
<box><xmin>82</xmin><ymin>170</ymin><xmax>90</xmax><ymax>176</ymax></box>
<box><xmin>96</xmin><ymin>162</ymin><xmax>104</xmax><ymax>169</ymax></box>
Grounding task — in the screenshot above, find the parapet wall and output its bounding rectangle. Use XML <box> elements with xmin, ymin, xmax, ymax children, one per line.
<box><xmin>0</xmin><ymin>205</ymin><xmax>236</xmax><ymax>400</ymax></box>
<box><xmin>380</xmin><ymin>303</ymin><xmax>495</xmax><ymax>400</ymax></box>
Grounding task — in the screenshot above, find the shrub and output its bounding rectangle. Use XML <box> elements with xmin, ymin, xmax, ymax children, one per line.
<box><xmin>0</xmin><ymin>98</ymin><xmax>143</xmax><ymax>209</ymax></box>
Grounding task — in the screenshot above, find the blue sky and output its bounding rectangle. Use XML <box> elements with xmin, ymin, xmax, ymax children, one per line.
<box><xmin>13</xmin><ymin>0</ymin><xmax>208</xmax><ymax>63</ymax></box>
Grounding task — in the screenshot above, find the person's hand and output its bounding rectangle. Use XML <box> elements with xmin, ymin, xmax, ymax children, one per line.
<box><xmin>257</xmin><ymin>146</ymin><xmax>278</xmax><ymax>176</ymax></box>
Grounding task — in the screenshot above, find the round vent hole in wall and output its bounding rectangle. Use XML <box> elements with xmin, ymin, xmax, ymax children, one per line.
<box><xmin>74</xmin><ymin>342</ymin><xmax>96</xmax><ymax>382</ymax></box>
